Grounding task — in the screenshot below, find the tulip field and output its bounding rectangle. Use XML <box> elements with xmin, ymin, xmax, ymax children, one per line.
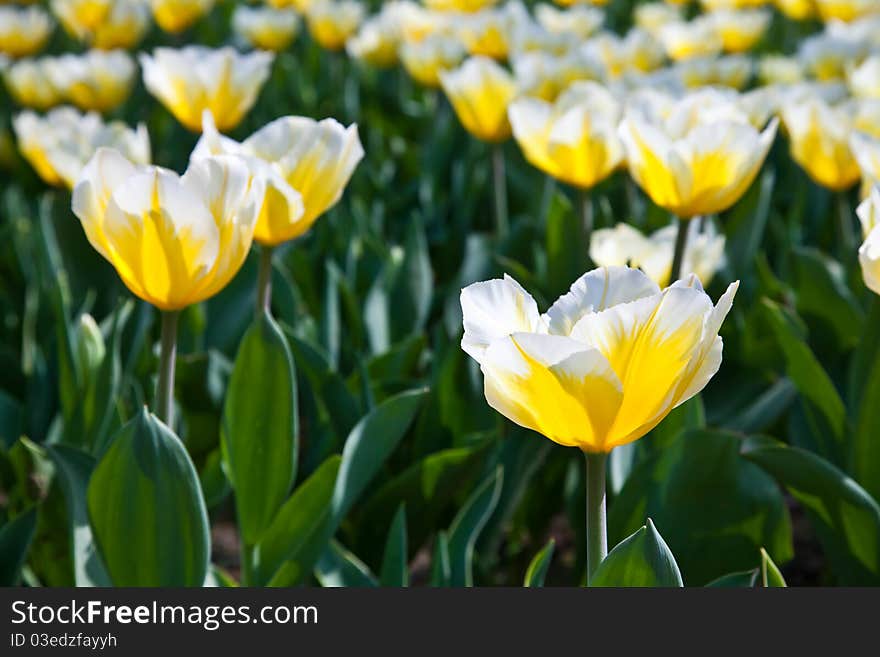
<box><xmin>1</xmin><ymin>0</ymin><xmax>880</xmax><ymax>590</ymax></box>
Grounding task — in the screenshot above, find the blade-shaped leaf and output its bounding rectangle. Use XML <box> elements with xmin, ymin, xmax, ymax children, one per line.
<box><xmin>0</xmin><ymin>507</ymin><xmax>37</xmax><ymax>586</ymax></box>
<box><xmin>87</xmin><ymin>409</ymin><xmax>210</xmax><ymax>586</ymax></box>
<box><xmin>380</xmin><ymin>504</ymin><xmax>408</xmax><ymax>587</ymax></box>
<box><xmin>315</xmin><ymin>540</ymin><xmax>378</xmax><ymax>587</ymax></box>
<box><xmin>222</xmin><ymin>311</ymin><xmax>298</xmax><ymax>545</ymax></box>
<box><xmin>524</xmin><ymin>539</ymin><xmax>555</xmax><ymax>587</ymax></box>
<box><xmin>591</xmin><ymin>519</ymin><xmax>683</xmax><ymax>587</ymax></box>
<box><xmin>447</xmin><ymin>466</ymin><xmax>503</xmax><ymax>587</ymax></box>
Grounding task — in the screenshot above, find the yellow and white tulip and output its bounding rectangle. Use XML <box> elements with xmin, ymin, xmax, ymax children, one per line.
<box><xmin>440</xmin><ymin>56</ymin><xmax>518</xmax><ymax>143</ymax></box>
<box><xmin>140</xmin><ymin>46</ymin><xmax>273</xmax><ymax>132</ymax></box>
<box><xmin>3</xmin><ymin>58</ymin><xmax>64</xmax><ymax>110</ymax></box>
<box><xmin>71</xmin><ymin>148</ymin><xmax>263</xmax><ymax>311</ymax></box>
<box><xmin>0</xmin><ymin>6</ymin><xmax>53</xmax><ymax>58</ymax></box>
<box><xmin>709</xmin><ymin>9</ymin><xmax>770</xmax><ymax>54</ymax></box>
<box><xmin>400</xmin><ymin>33</ymin><xmax>466</xmax><ymax>88</ymax></box>
<box><xmin>233</xmin><ymin>6</ymin><xmax>300</xmax><ymax>52</ymax></box>
<box><xmin>306</xmin><ymin>0</ymin><xmax>365</xmax><ymax>52</ymax></box>
<box><xmin>13</xmin><ymin>106</ymin><xmax>149</xmax><ymax>188</ymax></box>
<box><xmin>45</xmin><ymin>50</ymin><xmax>136</xmax><ymax>113</ymax></box>
<box><xmin>858</xmin><ymin>188</ymin><xmax>880</xmax><ymax>295</ymax></box>
<box><xmin>193</xmin><ymin>111</ymin><xmax>363</xmax><ymax>246</ymax></box>
<box><xmin>508</xmin><ymin>81</ymin><xmax>622</xmax><ymax>189</ymax></box>
<box><xmin>460</xmin><ymin>266</ymin><xmax>738</xmax><ymax>453</ymax></box>
<box><xmin>150</xmin><ymin>0</ymin><xmax>214</xmax><ymax>34</ymax></box>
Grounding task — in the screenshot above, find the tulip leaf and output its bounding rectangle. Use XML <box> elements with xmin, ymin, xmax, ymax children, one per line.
<box><xmin>741</xmin><ymin>435</ymin><xmax>880</xmax><ymax>584</ymax></box>
<box><xmin>46</xmin><ymin>445</ymin><xmax>110</xmax><ymax>586</ymax></box>
<box><xmin>705</xmin><ymin>570</ymin><xmax>759</xmax><ymax>588</ymax></box>
<box><xmin>447</xmin><ymin>466</ymin><xmax>504</xmax><ymax>587</ymax></box>
<box><xmin>790</xmin><ymin>247</ymin><xmax>864</xmax><ymax>348</ymax></box>
<box><xmin>430</xmin><ymin>530</ymin><xmax>452</xmax><ymax>587</ymax></box>
<box><xmin>379</xmin><ymin>504</ymin><xmax>409</xmax><ymax>587</ymax></box>
<box><xmin>524</xmin><ymin>539</ymin><xmax>555</xmax><ymax>587</ymax></box>
<box><xmin>759</xmin><ymin>548</ymin><xmax>787</xmax><ymax>587</ymax></box>
<box><xmin>315</xmin><ymin>540</ymin><xmax>378</xmax><ymax>588</ymax></box>
<box><xmin>254</xmin><ymin>455</ymin><xmax>341</xmax><ymax>586</ymax></box>
<box><xmin>357</xmin><ymin>446</ymin><xmax>496</xmax><ymax>558</ymax></box>
<box><xmin>87</xmin><ymin>409</ymin><xmax>210</xmax><ymax>586</ymax></box>
<box><xmin>0</xmin><ymin>507</ymin><xmax>37</xmax><ymax>586</ymax></box>
<box><xmin>222</xmin><ymin>311</ymin><xmax>298</xmax><ymax>545</ymax></box>
<box><xmin>609</xmin><ymin>428</ymin><xmax>792</xmax><ymax>585</ymax></box>
<box><xmin>725</xmin><ymin>167</ymin><xmax>774</xmax><ymax>279</ymax></box>
<box><xmin>853</xmin><ymin>306</ymin><xmax>880</xmax><ymax>502</ymax></box>
<box><xmin>262</xmin><ymin>388</ymin><xmax>426</xmax><ymax>585</ymax></box>
<box><xmin>545</xmin><ymin>191</ymin><xmax>588</xmax><ymax>300</ymax></box>
<box><xmin>760</xmin><ymin>298</ymin><xmax>848</xmax><ymax>465</ymax></box>
<box><xmin>591</xmin><ymin>519</ymin><xmax>683</xmax><ymax>587</ymax></box>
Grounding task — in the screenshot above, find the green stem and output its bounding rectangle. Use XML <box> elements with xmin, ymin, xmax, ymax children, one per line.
<box><xmin>492</xmin><ymin>144</ymin><xmax>509</xmax><ymax>239</ymax></box>
<box><xmin>240</xmin><ymin>540</ymin><xmax>254</xmax><ymax>587</ymax></box>
<box><xmin>257</xmin><ymin>244</ymin><xmax>274</xmax><ymax>315</ymax></box>
<box><xmin>669</xmin><ymin>215</ymin><xmax>690</xmax><ymax>284</ymax></box>
<box><xmin>155</xmin><ymin>311</ymin><xmax>179</xmax><ymax>428</ymax></box>
<box><xmin>579</xmin><ymin>187</ymin><xmax>593</xmax><ymax>259</ymax></box>
<box><xmin>837</xmin><ymin>192</ymin><xmax>856</xmax><ymax>259</ymax></box>
<box><xmin>585</xmin><ymin>451</ymin><xmax>607</xmax><ymax>584</ymax></box>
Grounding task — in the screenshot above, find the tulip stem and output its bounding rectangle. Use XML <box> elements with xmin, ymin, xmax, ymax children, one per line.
<box><xmin>585</xmin><ymin>451</ymin><xmax>607</xmax><ymax>584</ymax></box>
<box><xmin>836</xmin><ymin>193</ymin><xmax>856</xmax><ymax>259</ymax></box>
<box><xmin>669</xmin><ymin>215</ymin><xmax>690</xmax><ymax>284</ymax></box>
<box><xmin>492</xmin><ymin>144</ymin><xmax>509</xmax><ymax>239</ymax></box>
<box><xmin>257</xmin><ymin>245</ymin><xmax>274</xmax><ymax>315</ymax></box>
<box><xmin>155</xmin><ymin>311</ymin><xmax>179</xmax><ymax>428</ymax></box>
<box><xmin>579</xmin><ymin>188</ymin><xmax>593</xmax><ymax>258</ymax></box>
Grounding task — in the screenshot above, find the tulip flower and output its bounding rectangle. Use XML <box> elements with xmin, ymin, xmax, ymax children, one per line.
<box><xmin>0</xmin><ymin>6</ymin><xmax>53</xmax><ymax>58</ymax></box>
<box><xmin>424</xmin><ymin>0</ymin><xmax>498</xmax><ymax>11</ymax></box>
<box><xmin>758</xmin><ymin>55</ymin><xmax>805</xmax><ymax>85</ymax></box>
<box><xmin>400</xmin><ymin>34</ymin><xmax>466</xmax><ymax>87</ymax></box>
<box><xmin>441</xmin><ymin>56</ymin><xmax>517</xmax><ymax>236</ymax></box>
<box><xmin>534</xmin><ymin>4</ymin><xmax>604</xmax><ymax>39</ymax></box>
<box><xmin>192</xmin><ymin>111</ymin><xmax>363</xmax><ymax>312</ymax></box>
<box><xmin>798</xmin><ymin>34</ymin><xmax>865</xmax><ymax>81</ymax></box>
<box><xmin>583</xmin><ymin>29</ymin><xmax>666</xmax><ymax>79</ymax></box>
<box><xmin>659</xmin><ymin>18</ymin><xmax>723</xmax><ymax>62</ymax></box>
<box><xmin>509</xmin><ymin>81</ymin><xmax>622</xmax><ymax>240</ymax></box>
<box><xmin>140</xmin><ymin>47</ymin><xmax>273</xmax><ymax>133</ymax></box>
<box><xmin>45</xmin><ymin>50</ymin><xmax>136</xmax><ymax>114</ymax></box>
<box><xmin>54</xmin><ymin>0</ymin><xmax>149</xmax><ymax>50</ymax></box>
<box><xmin>511</xmin><ymin>50</ymin><xmax>604</xmax><ymax>102</ymax></box>
<box><xmin>306</xmin><ymin>0</ymin><xmax>365</xmax><ymax>52</ymax></box>
<box><xmin>346</xmin><ymin>13</ymin><xmax>401</xmax><ymax>68</ymax></box>
<box><xmin>3</xmin><ymin>58</ymin><xmax>64</xmax><ymax>111</ymax></box>
<box><xmin>454</xmin><ymin>5</ymin><xmax>525</xmax><ymax>60</ymax></box>
<box><xmin>859</xmin><ymin>188</ymin><xmax>880</xmax><ymax>295</ymax></box>
<box><xmin>852</xmin><ymin>131</ymin><xmax>880</xmax><ymax>194</ymax></box>
<box><xmin>51</xmin><ymin>0</ymin><xmax>112</xmax><ymax>37</ymax></box>
<box><xmin>590</xmin><ymin>220</ymin><xmax>727</xmax><ymax>288</ymax></box>
<box><xmin>13</xmin><ymin>106</ymin><xmax>150</xmax><ymax>188</ymax></box>
<box><xmin>619</xmin><ymin>89</ymin><xmax>777</xmax><ymax>281</ymax></box>
<box><xmin>814</xmin><ymin>0</ymin><xmax>880</xmax><ymax>22</ymax></box>
<box><xmin>775</xmin><ymin>0</ymin><xmax>815</xmax><ymax>19</ymax></box>
<box><xmin>781</xmin><ymin>96</ymin><xmax>861</xmax><ymax>192</ymax></box>
<box><xmin>848</xmin><ymin>55</ymin><xmax>880</xmax><ymax>99</ymax></box>
<box><xmin>461</xmin><ymin>265</ymin><xmax>738</xmax><ymax>579</ymax></box>
<box><xmin>72</xmin><ymin>148</ymin><xmax>264</xmax><ymax>426</ymax></box>
<box><xmin>233</xmin><ymin>6</ymin><xmax>300</xmax><ymax>53</ymax></box>
<box><xmin>150</xmin><ymin>0</ymin><xmax>214</xmax><ymax>34</ymax></box>
<box><xmin>709</xmin><ymin>9</ymin><xmax>771</xmax><ymax>54</ymax></box>
<box><xmin>674</xmin><ymin>55</ymin><xmax>754</xmax><ymax>90</ymax></box>
<box><xmin>634</xmin><ymin>3</ymin><xmax>682</xmax><ymax>36</ymax></box>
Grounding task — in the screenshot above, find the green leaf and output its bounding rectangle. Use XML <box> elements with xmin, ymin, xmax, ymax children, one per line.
<box><xmin>430</xmin><ymin>531</ymin><xmax>452</xmax><ymax>587</ymax></box>
<box><xmin>380</xmin><ymin>504</ymin><xmax>408</xmax><ymax>587</ymax></box>
<box><xmin>545</xmin><ymin>191</ymin><xmax>587</xmax><ymax>300</ymax></box>
<box><xmin>87</xmin><ymin>409</ymin><xmax>210</xmax><ymax>586</ymax></box>
<box><xmin>447</xmin><ymin>466</ymin><xmax>504</xmax><ymax>587</ymax></box>
<box><xmin>609</xmin><ymin>429</ymin><xmax>792</xmax><ymax>585</ymax></box>
<box><xmin>725</xmin><ymin>167</ymin><xmax>774</xmax><ymax>278</ymax></box>
<box><xmin>760</xmin><ymin>298</ymin><xmax>847</xmax><ymax>464</ymax></box>
<box><xmin>705</xmin><ymin>570</ymin><xmax>759</xmax><ymax>587</ymax></box>
<box><xmin>591</xmin><ymin>519</ymin><xmax>683</xmax><ymax>587</ymax></box>
<box><xmin>790</xmin><ymin>246</ymin><xmax>864</xmax><ymax>349</ymax></box>
<box><xmin>759</xmin><ymin>547</ymin><xmax>787</xmax><ymax>587</ymax></box>
<box><xmin>221</xmin><ymin>311</ymin><xmax>298</xmax><ymax>545</ymax></box>
<box><xmin>46</xmin><ymin>445</ymin><xmax>110</xmax><ymax>586</ymax></box>
<box><xmin>0</xmin><ymin>507</ymin><xmax>37</xmax><ymax>585</ymax></box>
<box><xmin>356</xmin><ymin>444</ymin><xmax>491</xmax><ymax>563</ymax></box>
<box><xmin>523</xmin><ymin>539</ymin><xmax>555</xmax><ymax>587</ymax></box>
<box><xmin>741</xmin><ymin>436</ymin><xmax>880</xmax><ymax>584</ymax></box>
<box><xmin>315</xmin><ymin>540</ymin><xmax>378</xmax><ymax>587</ymax></box>
<box><xmin>262</xmin><ymin>389</ymin><xmax>427</xmax><ymax>585</ymax></box>
<box><xmin>255</xmin><ymin>456</ymin><xmax>341</xmax><ymax>586</ymax></box>
<box><xmin>853</xmin><ymin>337</ymin><xmax>880</xmax><ymax>502</ymax></box>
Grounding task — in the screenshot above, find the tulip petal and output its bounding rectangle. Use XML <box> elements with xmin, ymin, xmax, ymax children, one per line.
<box><xmin>481</xmin><ymin>332</ymin><xmax>622</xmax><ymax>450</ymax></box>
<box><xmin>543</xmin><ymin>265</ymin><xmax>660</xmax><ymax>336</ymax></box>
<box><xmin>461</xmin><ymin>274</ymin><xmax>545</xmax><ymax>362</ymax></box>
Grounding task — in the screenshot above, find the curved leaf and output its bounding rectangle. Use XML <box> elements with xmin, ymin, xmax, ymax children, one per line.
<box><xmin>591</xmin><ymin>519</ymin><xmax>683</xmax><ymax>587</ymax></box>
<box><xmin>0</xmin><ymin>507</ymin><xmax>37</xmax><ymax>585</ymax></box>
<box><xmin>87</xmin><ymin>409</ymin><xmax>210</xmax><ymax>586</ymax></box>
<box><xmin>222</xmin><ymin>311</ymin><xmax>298</xmax><ymax>545</ymax></box>
<box><xmin>380</xmin><ymin>504</ymin><xmax>408</xmax><ymax>587</ymax></box>
<box><xmin>524</xmin><ymin>539</ymin><xmax>555</xmax><ymax>587</ymax></box>
<box><xmin>448</xmin><ymin>466</ymin><xmax>503</xmax><ymax>587</ymax></box>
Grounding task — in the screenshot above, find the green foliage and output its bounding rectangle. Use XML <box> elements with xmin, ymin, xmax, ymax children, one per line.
<box><xmin>591</xmin><ymin>519</ymin><xmax>683</xmax><ymax>587</ymax></box>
